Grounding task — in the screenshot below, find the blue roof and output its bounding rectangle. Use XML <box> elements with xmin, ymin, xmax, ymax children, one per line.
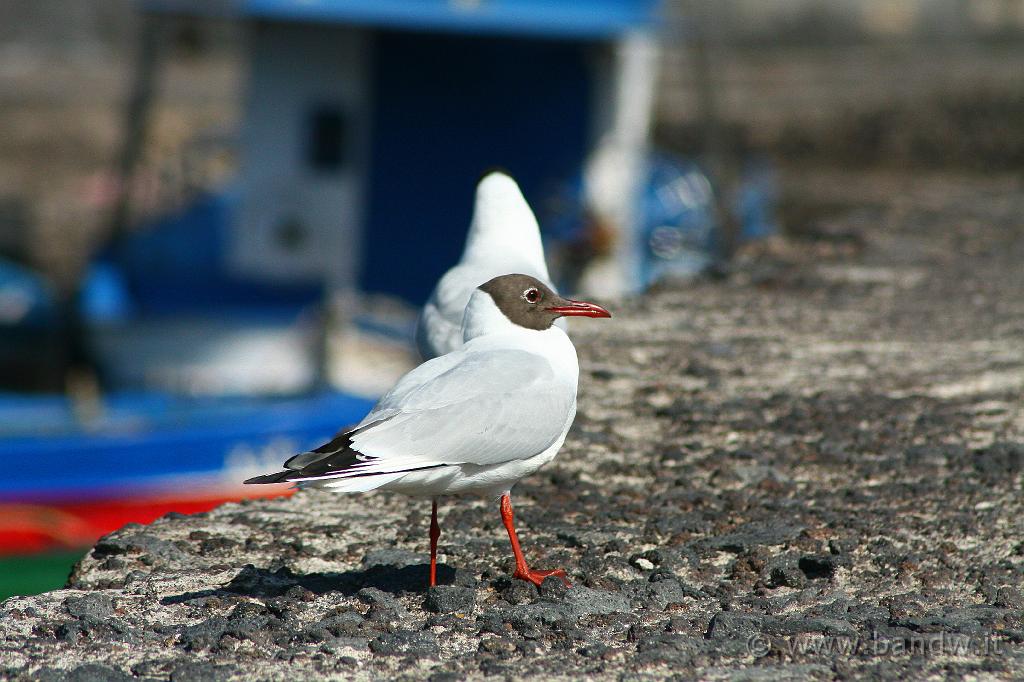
<box><xmin>145</xmin><ymin>0</ymin><xmax>660</xmax><ymax>38</ymax></box>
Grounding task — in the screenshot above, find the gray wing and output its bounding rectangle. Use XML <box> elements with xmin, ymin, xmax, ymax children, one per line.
<box><xmin>343</xmin><ymin>348</ymin><xmax>574</xmax><ymax>474</ymax></box>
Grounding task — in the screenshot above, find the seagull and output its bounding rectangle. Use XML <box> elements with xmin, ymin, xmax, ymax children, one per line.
<box><xmin>246</xmin><ymin>274</ymin><xmax>610</xmax><ymax>587</ymax></box>
<box><xmin>416</xmin><ymin>170</ymin><xmax>563</xmax><ymax>360</ymax></box>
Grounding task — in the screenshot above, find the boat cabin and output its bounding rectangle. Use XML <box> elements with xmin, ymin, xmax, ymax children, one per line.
<box><xmin>142</xmin><ymin>0</ymin><xmax>662</xmax><ymax>303</ymax></box>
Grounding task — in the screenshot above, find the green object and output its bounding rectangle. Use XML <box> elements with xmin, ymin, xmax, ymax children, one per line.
<box><xmin>0</xmin><ymin>551</ymin><xmax>85</xmax><ymax>601</ymax></box>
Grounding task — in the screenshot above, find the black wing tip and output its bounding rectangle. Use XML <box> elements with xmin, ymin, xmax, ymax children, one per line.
<box><xmin>244</xmin><ymin>471</ymin><xmax>293</xmax><ymax>485</ymax></box>
<box><xmin>248</xmin><ymin>420</ymin><xmax>387</xmax><ymax>485</ymax></box>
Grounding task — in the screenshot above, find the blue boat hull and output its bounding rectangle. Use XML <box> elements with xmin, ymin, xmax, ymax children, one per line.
<box><xmin>0</xmin><ymin>391</ymin><xmax>373</xmax><ymax>504</ymax></box>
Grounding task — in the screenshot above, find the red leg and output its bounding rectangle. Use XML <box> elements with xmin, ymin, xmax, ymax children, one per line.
<box><xmin>429</xmin><ymin>498</ymin><xmax>440</xmax><ymax>587</ymax></box>
<box><xmin>499</xmin><ymin>493</ymin><xmax>571</xmax><ymax>588</ymax></box>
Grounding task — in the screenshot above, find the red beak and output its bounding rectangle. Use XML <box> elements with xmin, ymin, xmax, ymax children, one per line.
<box><xmin>545</xmin><ymin>300</ymin><xmax>612</xmax><ymax>318</ymax></box>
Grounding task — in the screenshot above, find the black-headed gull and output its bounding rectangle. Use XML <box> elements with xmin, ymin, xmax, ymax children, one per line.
<box><xmin>416</xmin><ymin>171</ymin><xmax>562</xmax><ymax>360</ymax></box>
<box><xmin>247</xmin><ymin>274</ymin><xmax>610</xmax><ymax>587</ymax></box>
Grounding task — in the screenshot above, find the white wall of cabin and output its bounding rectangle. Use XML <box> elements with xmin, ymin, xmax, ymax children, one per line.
<box><xmin>229</xmin><ymin>22</ymin><xmax>372</xmax><ymax>293</ymax></box>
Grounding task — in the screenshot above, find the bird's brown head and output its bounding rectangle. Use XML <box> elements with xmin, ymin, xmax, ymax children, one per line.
<box><xmin>478</xmin><ymin>274</ymin><xmax>611</xmax><ymax>331</ymax></box>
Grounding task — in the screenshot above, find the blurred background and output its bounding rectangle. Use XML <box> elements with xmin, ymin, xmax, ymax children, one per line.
<box><xmin>1</xmin><ymin>0</ymin><xmax>1022</xmax><ymax>597</ymax></box>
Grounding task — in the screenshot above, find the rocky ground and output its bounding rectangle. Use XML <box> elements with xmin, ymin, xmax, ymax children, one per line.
<box><xmin>3</xmin><ymin>170</ymin><xmax>1024</xmax><ymax>680</ymax></box>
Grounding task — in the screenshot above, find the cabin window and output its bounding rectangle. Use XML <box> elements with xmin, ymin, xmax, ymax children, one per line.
<box><xmin>307</xmin><ymin>105</ymin><xmax>348</xmax><ymax>172</ymax></box>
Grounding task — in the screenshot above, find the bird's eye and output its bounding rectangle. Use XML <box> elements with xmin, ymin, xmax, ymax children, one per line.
<box><xmin>524</xmin><ymin>288</ymin><xmax>541</xmax><ymax>304</ymax></box>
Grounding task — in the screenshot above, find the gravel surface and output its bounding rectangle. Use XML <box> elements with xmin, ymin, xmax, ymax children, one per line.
<box><xmin>3</xmin><ymin>171</ymin><xmax>1024</xmax><ymax>680</ymax></box>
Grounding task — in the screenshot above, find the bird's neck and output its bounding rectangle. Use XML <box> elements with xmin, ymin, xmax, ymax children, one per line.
<box><xmin>461</xmin><ymin>293</ymin><xmax>579</xmax><ymax>386</ymax></box>
<box><xmin>461</xmin><ymin>291</ymin><xmax>567</xmax><ymax>349</ymax></box>
<box><xmin>462</xmin><ymin>292</ymin><xmax>516</xmax><ymax>343</ymax></box>
<box><xmin>464</xmin><ymin>323</ymin><xmax>580</xmax><ymax>389</ymax></box>
<box><xmin>464</xmin><ymin>321</ymin><xmax>577</xmax><ymax>370</ymax></box>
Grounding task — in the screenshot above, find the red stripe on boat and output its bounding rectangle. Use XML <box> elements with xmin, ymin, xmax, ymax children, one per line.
<box><xmin>0</xmin><ymin>487</ymin><xmax>292</xmax><ymax>556</ymax></box>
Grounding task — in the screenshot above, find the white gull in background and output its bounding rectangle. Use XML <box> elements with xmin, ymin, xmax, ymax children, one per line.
<box><xmin>416</xmin><ymin>170</ymin><xmax>563</xmax><ymax>360</ymax></box>
<box><xmin>247</xmin><ymin>274</ymin><xmax>610</xmax><ymax>586</ymax></box>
